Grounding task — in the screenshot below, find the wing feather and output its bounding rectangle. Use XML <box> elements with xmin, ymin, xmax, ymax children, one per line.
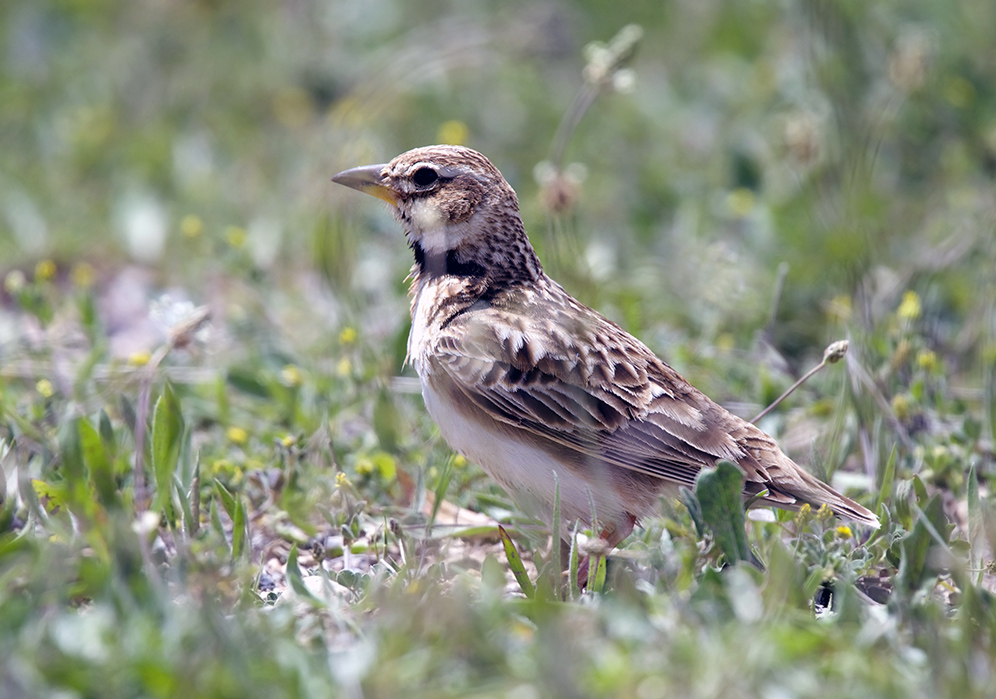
<box><xmin>427</xmin><ymin>302</ymin><xmax>747</xmax><ymax>490</ymax></box>
<box><xmin>417</xmin><ymin>284</ymin><xmax>879</xmax><ymax>527</ymax></box>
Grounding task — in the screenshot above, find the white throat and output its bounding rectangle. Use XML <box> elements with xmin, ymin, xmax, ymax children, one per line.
<box><xmin>410</xmin><ymin>199</ymin><xmax>478</xmax><ymax>255</ymax></box>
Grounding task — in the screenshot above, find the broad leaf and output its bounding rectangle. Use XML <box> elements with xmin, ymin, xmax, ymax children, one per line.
<box><xmin>695</xmin><ymin>460</ymin><xmax>759</xmax><ymax>568</ymax></box>
<box><xmin>151</xmin><ymin>383</ymin><xmax>184</xmax><ymax>517</ymax></box>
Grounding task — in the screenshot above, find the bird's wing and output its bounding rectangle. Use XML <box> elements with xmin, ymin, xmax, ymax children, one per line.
<box><xmin>429</xmin><ymin>300</ymin><xmax>758</xmax><ymax>488</ymax></box>
<box><xmin>426</xmin><ymin>291</ymin><xmax>878</xmax><ymax>526</ymax></box>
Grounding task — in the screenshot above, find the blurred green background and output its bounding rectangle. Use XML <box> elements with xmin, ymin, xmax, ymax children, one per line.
<box><xmin>2</xmin><ymin>1</ymin><xmax>996</xmax><ymax>697</ymax></box>
<box><xmin>3</xmin><ymin>0</ymin><xmax>994</xmax><ymax>371</ymax></box>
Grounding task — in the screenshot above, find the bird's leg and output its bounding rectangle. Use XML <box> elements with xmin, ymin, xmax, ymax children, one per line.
<box><xmin>571</xmin><ymin>514</ymin><xmax>637</xmax><ymax>591</ymax></box>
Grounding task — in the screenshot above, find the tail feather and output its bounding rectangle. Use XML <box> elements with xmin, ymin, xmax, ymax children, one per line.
<box><xmin>753</xmin><ymin>454</ymin><xmax>881</xmax><ymax>528</ymax></box>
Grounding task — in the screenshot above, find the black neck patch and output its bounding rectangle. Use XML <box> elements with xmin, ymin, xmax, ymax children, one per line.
<box><xmin>412</xmin><ymin>242</ymin><xmax>486</xmax><ymax>278</ymax></box>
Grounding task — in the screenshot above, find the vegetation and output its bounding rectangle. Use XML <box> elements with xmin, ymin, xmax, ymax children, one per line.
<box><xmin>1</xmin><ymin>1</ymin><xmax>994</xmax><ymax>696</ymax></box>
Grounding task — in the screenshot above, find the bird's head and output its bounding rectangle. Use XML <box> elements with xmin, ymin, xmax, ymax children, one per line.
<box><xmin>333</xmin><ymin>145</ymin><xmax>539</xmax><ymax>281</ymax></box>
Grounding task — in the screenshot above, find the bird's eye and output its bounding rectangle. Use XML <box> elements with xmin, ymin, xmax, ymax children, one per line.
<box><xmin>412</xmin><ymin>167</ymin><xmax>439</xmax><ymax>187</ymax></box>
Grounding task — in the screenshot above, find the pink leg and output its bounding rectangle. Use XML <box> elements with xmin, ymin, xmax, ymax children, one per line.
<box><xmin>574</xmin><ymin>514</ymin><xmax>637</xmax><ymax>589</ymax></box>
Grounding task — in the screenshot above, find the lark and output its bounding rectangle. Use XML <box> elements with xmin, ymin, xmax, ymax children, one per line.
<box><xmin>332</xmin><ymin>145</ymin><xmax>879</xmax><ymax>553</ymax></box>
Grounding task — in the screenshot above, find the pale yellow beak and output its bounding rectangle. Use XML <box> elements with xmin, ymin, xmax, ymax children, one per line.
<box><xmin>331</xmin><ymin>163</ymin><xmax>397</xmax><ymax>205</ymax></box>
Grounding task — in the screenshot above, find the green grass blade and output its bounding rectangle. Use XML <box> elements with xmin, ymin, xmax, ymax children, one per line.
<box><xmin>568</xmin><ymin>523</ymin><xmax>580</xmax><ymax>601</ymax></box>
<box><xmin>151</xmin><ymin>382</ymin><xmax>184</xmax><ymax>519</ymax></box>
<box><xmin>427</xmin><ymin>455</ymin><xmax>454</xmax><ymax>532</ymax></box>
<box><xmin>79</xmin><ymin>418</ymin><xmax>118</xmax><ymax>510</ymax></box>
<box><xmin>499</xmin><ymin>525</ymin><xmax>534</xmax><ymax>599</ymax></box>
<box><xmin>875</xmin><ymin>444</ymin><xmax>897</xmax><ymax>513</ymax></box>
<box><xmin>586</xmin><ymin>549</ymin><xmax>607</xmax><ymax>594</ymax></box>
<box><xmin>967</xmin><ymin>463</ymin><xmax>981</xmax><ymax>583</ymax></box>
<box><xmin>232</xmin><ymin>494</ymin><xmax>247</xmax><ymax>561</ymax></box>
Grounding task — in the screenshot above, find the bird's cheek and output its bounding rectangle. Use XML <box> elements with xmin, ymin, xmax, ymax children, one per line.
<box><xmin>412</xmin><ymin>200</ymin><xmax>445</xmax><ymax>231</ymax></box>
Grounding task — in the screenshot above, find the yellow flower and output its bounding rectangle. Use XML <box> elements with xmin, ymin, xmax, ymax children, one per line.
<box><xmin>70</xmin><ymin>262</ymin><xmax>95</xmax><ymax>288</ymax></box>
<box><xmin>826</xmin><ymin>294</ymin><xmax>852</xmax><ymax>322</ymax></box>
<box><xmin>916</xmin><ymin>349</ymin><xmax>938</xmax><ymax>372</ymax></box>
<box><xmin>225</xmin><ymin>226</ymin><xmax>247</xmax><ymax>248</ymax></box>
<box><xmin>836</xmin><ymin>525</ymin><xmax>853</xmax><ymax>540</ymax></box>
<box><xmin>227</xmin><ymin>426</ymin><xmax>249</xmax><ymax>445</ymax></box>
<box><xmin>128</xmin><ymin>351</ymin><xmax>151</xmax><ymax>367</ymax></box>
<box><xmin>280</xmin><ymin>364</ymin><xmax>303</xmax><ymax>387</ymax></box>
<box><xmin>181</xmin><ymin>215</ymin><xmax>204</xmax><ymax>238</ymax></box>
<box><xmin>892</xmin><ymin>393</ymin><xmax>911</xmax><ymax>420</ymax></box>
<box><xmin>339</xmin><ymin>326</ymin><xmax>357</xmax><ymax>345</ymax></box>
<box><xmin>335</xmin><ymin>472</ymin><xmax>350</xmax><ymax>488</ymax></box>
<box><xmin>36</xmin><ymin>379</ymin><xmax>55</xmax><ymax>398</ymax></box>
<box><xmin>335</xmin><ymin>357</ymin><xmax>352</xmax><ymax>377</ymax></box>
<box><xmin>437</xmin><ymin>120</ymin><xmax>469</xmax><ymax>146</ymax></box>
<box><xmin>897</xmin><ymin>290</ymin><xmax>921</xmax><ymax>321</ymax></box>
<box><xmin>726</xmin><ymin>188</ymin><xmax>755</xmax><ymax>218</ymax></box>
<box><xmin>35</xmin><ymin>259</ymin><xmax>57</xmax><ymax>282</ymax></box>
<box><xmin>211</xmin><ymin>459</ymin><xmax>244</xmax><ymax>483</ymax></box>
<box><xmin>453</xmin><ymin>454</ymin><xmax>467</xmax><ymax>469</ymax></box>
<box><xmin>280</xmin><ymin>434</ymin><xmax>296</xmax><ymax>448</ymax></box>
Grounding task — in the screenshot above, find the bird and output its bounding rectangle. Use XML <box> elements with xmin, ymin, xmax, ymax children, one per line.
<box><xmin>332</xmin><ymin>145</ymin><xmax>880</xmax><ymax>556</ymax></box>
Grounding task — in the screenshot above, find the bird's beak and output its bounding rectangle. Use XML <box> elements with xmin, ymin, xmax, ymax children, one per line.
<box><xmin>331</xmin><ymin>163</ymin><xmax>397</xmax><ymax>205</ymax></box>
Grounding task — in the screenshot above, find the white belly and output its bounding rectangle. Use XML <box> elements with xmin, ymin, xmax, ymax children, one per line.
<box><xmin>419</xmin><ymin>376</ymin><xmax>631</xmax><ymax>530</ymax></box>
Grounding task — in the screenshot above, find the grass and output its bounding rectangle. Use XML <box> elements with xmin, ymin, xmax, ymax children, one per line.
<box><xmin>2</xmin><ymin>1</ymin><xmax>996</xmax><ymax>697</ymax></box>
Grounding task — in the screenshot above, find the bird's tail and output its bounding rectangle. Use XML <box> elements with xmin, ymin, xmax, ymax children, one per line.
<box><xmin>759</xmin><ymin>454</ymin><xmax>881</xmax><ymax>528</ymax></box>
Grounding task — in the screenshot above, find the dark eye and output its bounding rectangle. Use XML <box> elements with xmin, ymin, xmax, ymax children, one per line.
<box><xmin>412</xmin><ymin>167</ymin><xmax>438</xmax><ymax>187</ymax></box>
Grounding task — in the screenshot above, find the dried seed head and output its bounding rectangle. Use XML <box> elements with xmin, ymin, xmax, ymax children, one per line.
<box><xmin>889</xmin><ymin>29</ymin><xmax>932</xmax><ymax>93</ymax></box>
<box><xmin>823</xmin><ymin>340</ymin><xmax>849</xmax><ymax>364</ymax></box>
<box><xmin>784</xmin><ymin>111</ymin><xmax>822</xmax><ymax>166</ymax></box>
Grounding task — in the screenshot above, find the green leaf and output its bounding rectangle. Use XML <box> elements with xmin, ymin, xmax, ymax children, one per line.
<box><xmin>57</xmin><ymin>416</ymin><xmax>85</xmax><ymax>485</ymax></box>
<box><xmin>499</xmin><ymin>525</ymin><xmax>534</xmax><ymax>599</ymax></box>
<box><xmin>119</xmin><ymin>395</ymin><xmax>137</xmax><ymax>436</ymax></box>
<box><xmin>427</xmin><ymin>455</ymin><xmax>454</xmax><ymax>531</ymax></box>
<box><xmin>967</xmin><ymin>463</ymin><xmax>982</xmax><ymax>581</ymax></box>
<box><xmin>568</xmin><ymin>523</ymin><xmax>580</xmax><ymax>601</ymax></box>
<box><xmin>480</xmin><ymin>554</ymin><xmax>507</xmax><ymax>589</ymax></box>
<box><xmin>371</xmin><ymin>452</ymin><xmax>397</xmax><ymax>482</ymax></box>
<box><xmin>0</xmin><ymin>485</ymin><xmax>14</xmax><ymax>535</ymax></box>
<box><xmin>31</xmin><ymin>479</ymin><xmax>68</xmax><ymax>515</ymax></box>
<box><xmin>173</xmin><ymin>473</ymin><xmax>194</xmax><ymax>537</ymax></box>
<box><xmin>98</xmin><ymin>409</ymin><xmax>115</xmax><ymax>449</ymax></box>
<box><xmin>372</xmin><ymin>388</ymin><xmax>401</xmax><ymax>452</ymax></box>
<box><xmin>896</xmin><ymin>494</ymin><xmax>949</xmax><ymax>595</ymax></box>
<box><xmin>151</xmin><ymin>383</ymin><xmax>185</xmax><ymax>518</ymax></box>
<box><xmin>587</xmin><ymin>549</ymin><xmax>607</xmax><ymax>593</ymax></box>
<box><xmin>214</xmin><ymin>479</ymin><xmax>237</xmax><ymax>519</ymax></box>
<box><xmin>286</xmin><ymin>544</ymin><xmax>325</xmax><ymax>608</ymax></box>
<box><xmin>679</xmin><ymin>485</ymin><xmax>705</xmax><ymax>538</ymax></box>
<box><xmin>79</xmin><ymin>418</ymin><xmax>118</xmax><ymax>510</ymax></box>
<box><xmin>695</xmin><ymin>460</ymin><xmax>759</xmax><ymax>568</ymax></box>
<box><xmin>894</xmin><ymin>479</ymin><xmax>915</xmax><ymax>530</ymax></box>
<box><xmin>875</xmin><ymin>444</ymin><xmax>897</xmax><ymax>513</ymax></box>
<box><xmin>911</xmin><ymin>474</ymin><xmax>929</xmax><ymax>506</ymax></box>
<box><xmin>57</xmin><ymin>415</ymin><xmax>91</xmax><ymax>515</ymax></box>
<box><xmin>214</xmin><ymin>480</ymin><xmax>247</xmax><ymax>559</ymax></box>
<box><xmin>226</xmin><ymin>367</ymin><xmax>271</xmax><ymax>399</ymax></box>
<box><xmin>232</xmin><ymin>493</ymin><xmax>247</xmax><ymax>560</ymax></box>
<box><xmin>209</xmin><ymin>499</ymin><xmax>225</xmax><ymax>539</ymax></box>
